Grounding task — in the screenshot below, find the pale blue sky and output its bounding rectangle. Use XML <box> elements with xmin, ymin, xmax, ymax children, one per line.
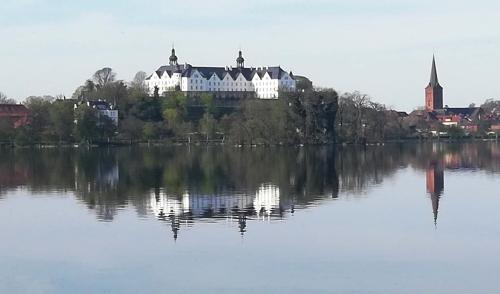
<box><xmin>1</xmin><ymin>0</ymin><xmax>499</xmax><ymax>111</ymax></box>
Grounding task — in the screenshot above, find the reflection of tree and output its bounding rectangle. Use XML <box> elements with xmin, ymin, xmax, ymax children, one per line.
<box><xmin>0</xmin><ymin>143</ymin><xmax>499</xmax><ymax>232</ymax></box>
<box><xmin>337</xmin><ymin>145</ymin><xmax>410</xmax><ymax>194</ymax></box>
<box><xmin>73</xmin><ymin>149</ymin><xmax>123</xmax><ymax>221</ymax></box>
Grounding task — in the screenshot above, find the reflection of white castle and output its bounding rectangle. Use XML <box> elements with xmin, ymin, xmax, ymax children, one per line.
<box><xmin>254</xmin><ymin>184</ymin><xmax>280</xmax><ymax>218</ymax></box>
<box><xmin>149</xmin><ymin>184</ymin><xmax>281</xmax><ymax>219</ymax></box>
<box><xmin>74</xmin><ymin>161</ymin><xmax>119</xmax><ymax>191</ymax></box>
<box><xmin>149</xmin><ymin>192</ymin><xmax>190</xmax><ymax>217</ymax></box>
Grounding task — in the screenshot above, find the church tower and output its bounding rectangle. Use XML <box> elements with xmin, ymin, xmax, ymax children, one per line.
<box><xmin>425</xmin><ymin>56</ymin><xmax>443</xmax><ymax>111</ymax></box>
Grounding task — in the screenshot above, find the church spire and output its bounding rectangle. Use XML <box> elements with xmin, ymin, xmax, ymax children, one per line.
<box><xmin>431</xmin><ymin>191</ymin><xmax>440</xmax><ymax>226</ymax></box>
<box><xmin>425</xmin><ymin>55</ymin><xmax>444</xmax><ymax>111</ymax></box>
<box><xmin>429</xmin><ymin>55</ymin><xmax>440</xmax><ymax>88</ymax></box>
<box><xmin>426</xmin><ymin>162</ymin><xmax>444</xmax><ymax>226</ymax></box>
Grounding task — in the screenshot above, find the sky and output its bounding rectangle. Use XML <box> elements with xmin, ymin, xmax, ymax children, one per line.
<box><xmin>0</xmin><ymin>0</ymin><xmax>499</xmax><ymax>111</ymax></box>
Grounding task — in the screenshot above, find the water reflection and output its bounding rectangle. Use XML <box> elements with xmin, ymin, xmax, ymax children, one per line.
<box><xmin>149</xmin><ymin>184</ymin><xmax>286</xmax><ymax>239</ymax></box>
<box><xmin>426</xmin><ymin>162</ymin><xmax>444</xmax><ymax>225</ymax></box>
<box><xmin>0</xmin><ymin>142</ymin><xmax>499</xmax><ymax>238</ymax></box>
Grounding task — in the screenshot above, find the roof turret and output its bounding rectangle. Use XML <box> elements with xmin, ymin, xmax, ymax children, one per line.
<box><xmin>169</xmin><ymin>48</ymin><xmax>178</xmax><ymax>66</ymax></box>
<box><xmin>236</xmin><ymin>50</ymin><xmax>245</xmax><ymax>68</ymax></box>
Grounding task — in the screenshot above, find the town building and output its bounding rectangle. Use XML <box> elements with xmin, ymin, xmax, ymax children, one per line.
<box><xmin>0</xmin><ymin>104</ymin><xmax>29</xmax><ymax>128</ymax></box>
<box><xmin>425</xmin><ymin>56</ymin><xmax>481</xmax><ymax>123</ymax></box>
<box><xmin>146</xmin><ymin>48</ymin><xmax>296</xmax><ymax>99</ymax></box>
<box><xmin>408</xmin><ymin>56</ymin><xmax>482</xmax><ymax>132</ymax></box>
<box><xmin>74</xmin><ymin>100</ymin><xmax>118</xmax><ymax>125</ymax></box>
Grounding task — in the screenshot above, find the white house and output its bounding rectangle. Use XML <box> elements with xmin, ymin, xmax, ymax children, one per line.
<box><xmin>74</xmin><ymin>100</ymin><xmax>119</xmax><ymax>126</ymax></box>
<box><xmin>146</xmin><ymin>49</ymin><xmax>296</xmax><ymax>99</ymax></box>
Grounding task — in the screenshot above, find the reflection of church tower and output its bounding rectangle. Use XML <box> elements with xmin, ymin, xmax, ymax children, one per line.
<box><xmin>426</xmin><ymin>162</ymin><xmax>444</xmax><ymax>225</ymax></box>
<box><xmin>238</xmin><ymin>213</ymin><xmax>247</xmax><ymax>236</ymax></box>
<box><xmin>170</xmin><ymin>214</ymin><xmax>180</xmax><ymax>241</ymax></box>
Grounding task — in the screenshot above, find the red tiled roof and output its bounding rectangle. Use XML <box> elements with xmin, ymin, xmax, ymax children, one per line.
<box><xmin>0</xmin><ymin>104</ymin><xmax>29</xmax><ymax>115</ymax></box>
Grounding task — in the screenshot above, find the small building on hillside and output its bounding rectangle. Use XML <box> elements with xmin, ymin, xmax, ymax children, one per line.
<box><xmin>433</xmin><ymin>107</ymin><xmax>482</xmax><ymax>127</ymax></box>
<box><xmin>0</xmin><ymin>104</ymin><xmax>30</xmax><ymax>128</ymax></box>
<box><xmin>74</xmin><ymin>100</ymin><xmax>118</xmax><ymax>125</ymax></box>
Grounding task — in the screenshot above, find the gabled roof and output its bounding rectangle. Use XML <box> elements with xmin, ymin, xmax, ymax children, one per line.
<box><xmin>434</xmin><ymin>107</ymin><xmax>481</xmax><ymax>117</ymax></box>
<box><xmin>148</xmin><ymin>63</ymin><xmax>294</xmax><ymax>82</ymax></box>
<box><xmin>0</xmin><ymin>104</ymin><xmax>29</xmax><ymax>115</ymax></box>
<box><xmin>78</xmin><ymin>100</ymin><xmax>115</xmax><ymax>111</ymax></box>
<box><xmin>89</xmin><ymin>101</ymin><xmax>110</xmax><ymax>110</ymax></box>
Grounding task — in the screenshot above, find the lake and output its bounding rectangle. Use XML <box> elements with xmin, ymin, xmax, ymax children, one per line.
<box><xmin>0</xmin><ymin>142</ymin><xmax>499</xmax><ymax>293</ymax></box>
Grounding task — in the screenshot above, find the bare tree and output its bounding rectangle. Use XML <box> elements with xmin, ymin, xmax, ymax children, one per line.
<box><xmin>336</xmin><ymin>92</ymin><xmax>372</xmax><ymax>143</ymax></box>
<box><xmin>349</xmin><ymin>92</ymin><xmax>370</xmax><ymax>143</ymax></box>
<box><xmin>0</xmin><ymin>91</ymin><xmax>16</xmax><ymax>104</ymax></box>
<box><xmin>93</xmin><ymin>67</ymin><xmax>116</xmax><ymax>88</ymax></box>
<box><xmin>132</xmin><ymin>71</ymin><xmax>147</xmax><ymax>85</ymax></box>
<box><xmin>131</xmin><ymin>71</ymin><xmax>148</xmax><ymax>92</ymax></box>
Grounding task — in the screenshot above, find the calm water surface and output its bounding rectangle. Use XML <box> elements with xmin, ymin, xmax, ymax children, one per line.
<box><xmin>0</xmin><ymin>143</ymin><xmax>499</xmax><ymax>293</ymax></box>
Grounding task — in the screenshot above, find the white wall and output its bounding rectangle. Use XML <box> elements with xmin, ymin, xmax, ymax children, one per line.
<box><xmin>147</xmin><ymin>66</ymin><xmax>296</xmax><ymax>99</ymax></box>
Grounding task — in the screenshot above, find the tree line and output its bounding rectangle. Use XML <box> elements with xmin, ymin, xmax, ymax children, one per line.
<box><xmin>0</xmin><ymin>68</ymin><xmax>340</xmax><ymax>145</ymax></box>
<box><xmin>2</xmin><ymin>67</ymin><xmax>499</xmax><ymax>146</ymax></box>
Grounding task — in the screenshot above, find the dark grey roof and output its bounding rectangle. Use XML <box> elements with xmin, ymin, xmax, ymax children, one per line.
<box><xmin>84</xmin><ymin>100</ymin><xmax>114</xmax><ymax>110</ymax></box>
<box><xmin>147</xmin><ymin>63</ymin><xmax>293</xmax><ymax>81</ymax></box>
<box><xmin>428</xmin><ymin>55</ymin><xmax>441</xmax><ymax>88</ymax></box>
<box><xmin>433</xmin><ymin>107</ymin><xmax>481</xmax><ymax>117</ymax></box>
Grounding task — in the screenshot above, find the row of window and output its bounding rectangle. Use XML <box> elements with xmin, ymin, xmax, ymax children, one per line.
<box><xmin>153</xmin><ymin>84</ymin><xmax>291</xmax><ymax>92</ymax></box>
<box><xmin>190</xmin><ymin>80</ymin><xmax>279</xmax><ymax>87</ymax></box>
<box><xmin>154</xmin><ymin>75</ymin><xmax>288</xmax><ymax>85</ymax></box>
<box><xmin>189</xmin><ymin>86</ymin><xmax>250</xmax><ymax>92</ymax></box>
<box><xmin>187</xmin><ymin>85</ymin><xmax>280</xmax><ymax>91</ymax></box>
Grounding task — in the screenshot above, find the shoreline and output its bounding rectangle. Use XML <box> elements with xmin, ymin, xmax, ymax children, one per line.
<box><xmin>1</xmin><ymin>137</ymin><xmax>498</xmax><ymax>149</ymax></box>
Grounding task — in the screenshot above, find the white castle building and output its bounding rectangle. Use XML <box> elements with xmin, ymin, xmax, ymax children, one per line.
<box><xmin>145</xmin><ymin>49</ymin><xmax>296</xmax><ymax>99</ymax></box>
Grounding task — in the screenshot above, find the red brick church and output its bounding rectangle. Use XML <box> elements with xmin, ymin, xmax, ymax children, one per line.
<box><xmin>421</xmin><ymin>56</ymin><xmax>481</xmax><ymax>129</ymax></box>
<box><xmin>425</xmin><ymin>56</ymin><xmax>443</xmax><ymax>112</ymax></box>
